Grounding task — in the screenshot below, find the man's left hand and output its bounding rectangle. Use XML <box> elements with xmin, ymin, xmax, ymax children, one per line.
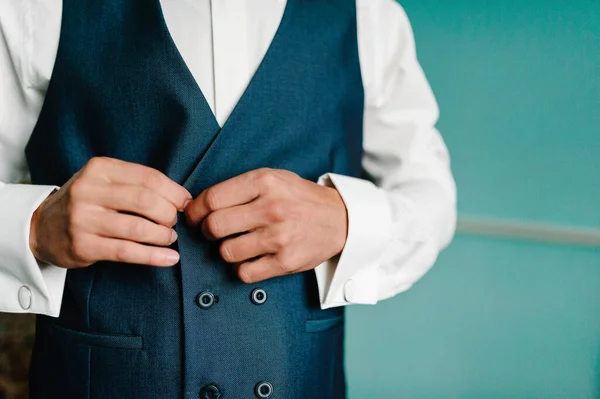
<box><xmin>185</xmin><ymin>168</ymin><xmax>348</xmax><ymax>283</ymax></box>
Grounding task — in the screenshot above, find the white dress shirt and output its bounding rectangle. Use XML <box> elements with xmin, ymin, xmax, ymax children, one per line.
<box><xmin>0</xmin><ymin>0</ymin><xmax>456</xmax><ymax>317</ymax></box>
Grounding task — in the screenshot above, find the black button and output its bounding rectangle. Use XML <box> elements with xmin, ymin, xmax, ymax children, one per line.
<box><xmin>196</xmin><ymin>291</ymin><xmax>216</xmax><ymax>309</ymax></box>
<box><xmin>251</xmin><ymin>288</ymin><xmax>267</xmax><ymax>305</ymax></box>
<box><xmin>255</xmin><ymin>381</ymin><xmax>273</xmax><ymax>398</ymax></box>
<box><xmin>200</xmin><ymin>384</ymin><xmax>221</xmax><ymax>399</ymax></box>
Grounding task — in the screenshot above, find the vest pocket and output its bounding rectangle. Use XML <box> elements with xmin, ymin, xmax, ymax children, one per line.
<box><xmin>48</xmin><ymin>323</ymin><xmax>143</xmax><ymax>349</ymax></box>
<box><xmin>305</xmin><ymin>314</ymin><xmax>344</xmax><ymax>333</ymax></box>
<box><xmin>48</xmin><ymin>324</ymin><xmax>145</xmax><ymax>399</ymax></box>
<box><xmin>30</xmin><ymin>323</ymin><xmax>144</xmax><ymax>399</ymax></box>
<box><xmin>300</xmin><ymin>314</ymin><xmax>346</xmax><ymax>398</ymax></box>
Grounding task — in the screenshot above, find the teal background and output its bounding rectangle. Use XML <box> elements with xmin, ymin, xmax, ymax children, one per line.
<box><xmin>346</xmin><ymin>1</ymin><xmax>600</xmax><ymax>398</ymax></box>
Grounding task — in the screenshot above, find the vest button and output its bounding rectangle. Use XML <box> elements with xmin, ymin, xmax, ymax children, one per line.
<box><xmin>200</xmin><ymin>384</ymin><xmax>221</xmax><ymax>399</ymax></box>
<box><xmin>196</xmin><ymin>291</ymin><xmax>216</xmax><ymax>309</ymax></box>
<box><xmin>250</xmin><ymin>288</ymin><xmax>267</xmax><ymax>305</ymax></box>
<box><xmin>254</xmin><ymin>381</ymin><xmax>273</xmax><ymax>398</ymax></box>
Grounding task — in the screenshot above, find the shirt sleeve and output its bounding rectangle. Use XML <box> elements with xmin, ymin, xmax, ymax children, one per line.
<box><xmin>0</xmin><ymin>2</ymin><xmax>66</xmax><ymax>317</ymax></box>
<box><xmin>314</xmin><ymin>0</ymin><xmax>457</xmax><ymax>308</ymax></box>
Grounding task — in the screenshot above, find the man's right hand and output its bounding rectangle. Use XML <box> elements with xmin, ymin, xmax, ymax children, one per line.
<box><xmin>29</xmin><ymin>157</ymin><xmax>191</xmax><ymax>269</ymax></box>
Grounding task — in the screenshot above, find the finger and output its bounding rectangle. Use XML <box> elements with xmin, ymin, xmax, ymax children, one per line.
<box><xmin>236</xmin><ymin>255</ymin><xmax>287</xmax><ymax>284</ymax></box>
<box><xmin>91</xmin><ymin>236</ymin><xmax>180</xmax><ymax>267</ymax></box>
<box><xmin>85</xmin><ymin>157</ymin><xmax>191</xmax><ymax>210</ymax></box>
<box><xmin>92</xmin><ymin>184</ymin><xmax>179</xmax><ymax>227</ymax></box>
<box><xmin>94</xmin><ymin>212</ymin><xmax>177</xmax><ymax>246</ymax></box>
<box><xmin>201</xmin><ymin>202</ymin><xmax>266</xmax><ymax>240</ymax></box>
<box><xmin>185</xmin><ymin>169</ymin><xmax>267</xmax><ymax>225</ymax></box>
<box><xmin>219</xmin><ymin>229</ymin><xmax>277</xmax><ymax>263</ymax></box>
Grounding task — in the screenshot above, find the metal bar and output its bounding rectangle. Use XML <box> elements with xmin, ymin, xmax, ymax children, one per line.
<box><xmin>456</xmin><ymin>214</ymin><xmax>600</xmax><ymax>247</ymax></box>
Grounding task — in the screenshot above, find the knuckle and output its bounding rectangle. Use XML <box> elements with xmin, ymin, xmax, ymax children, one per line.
<box><xmin>256</xmin><ymin>168</ymin><xmax>278</xmax><ymax>191</ymax></box>
<box><xmin>204</xmin><ymin>214</ymin><xmax>222</xmax><ymax>237</ymax></box>
<box><xmin>141</xmin><ymin>169</ymin><xmax>161</xmax><ymax>189</ymax></box>
<box><xmin>220</xmin><ymin>242</ymin><xmax>235</xmax><ymax>263</ymax></box>
<box><xmin>281</xmin><ymin>169</ymin><xmax>299</xmax><ymax>179</ymax></box>
<box><xmin>271</xmin><ymin>230</ymin><xmax>290</xmax><ymax>249</ymax></box>
<box><xmin>267</xmin><ymin>228</ymin><xmax>291</xmax><ymax>248</ymax></box>
<box><xmin>256</xmin><ymin>167</ymin><xmax>272</xmax><ymax>176</ymax></box>
<box><xmin>127</xmin><ymin>219</ymin><xmax>145</xmax><ymax>239</ymax></box>
<box><xmin>237</xmin><ymin>265</ymin><xmax>253</xmax><ymax>284</ymax></box>
<box><xmin>136</xmin><ymin>188</ymin><xmax>156</xmax><ymax>210</ymax></box>
<box><xmin>166</xmin><ymin>207</ymin><xmax>178</xmax><ymax>226</ymax></box>
<box><xmin>265</xmin><ymin>200</ymin><xmax>287</xmax><ymax>223</ymax></box>
<box><xmin>85</xmin><ymin>157</ymin><xmax>107</xmax><ymax>173</ymax></box>
<box><xmin>203</xmin><ymin>188</ymin><xmax>220</xmax><ymax>212</ymax></box>
<box><xmin>69</xmin><ymin>179</ymin><xmax>88</xmax><ymax>200</ymax></box>
<box><xmin>114</xmin><ymin>244</ymin><xmax>132</xmax><ymax>263</ymax></box>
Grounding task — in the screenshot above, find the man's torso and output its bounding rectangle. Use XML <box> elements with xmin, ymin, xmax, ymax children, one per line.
<box><xmin>27</xmin><ymin>1</ymin><xmax>364</xmax><ymax>397</ymax></box>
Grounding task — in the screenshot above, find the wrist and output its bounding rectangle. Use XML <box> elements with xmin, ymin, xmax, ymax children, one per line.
<box><xmin>29</xmin><ymin>201</ymin><xmax>44</xmax><ymax>261</ymax></box>
<box><xmin>29</xmin><ymin>190</ymin><xmax>55</xmax><ymax>263</ymax></box>
<box><xmin>324</xmin><ymin>186</ymin><xmax>348</xmax><ymax>256</ymax></box>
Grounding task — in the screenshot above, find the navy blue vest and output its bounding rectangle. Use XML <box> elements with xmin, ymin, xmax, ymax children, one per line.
<box><xmin>27</xmin><ymin>1</ymin><xmax>364</xmax><ymax>397</ymax></box>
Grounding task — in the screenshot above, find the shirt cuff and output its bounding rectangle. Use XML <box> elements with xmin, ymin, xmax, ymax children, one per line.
<box><xmin>314</xmin><ymin>173</ymin><xmax>392</xmax><ymax>308</ymax></box>
<box><xmin>0</xmin><ymin>183</ymin><xmax>66</xmax><ymax>317</ymax></box>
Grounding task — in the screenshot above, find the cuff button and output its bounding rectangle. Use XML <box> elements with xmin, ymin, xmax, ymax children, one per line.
<box><xmin>343</xmin><ymin>279</ymin><xmax>356</xmax><ymax>303</ymax></box>
<box><xmin>18</xmin><ymin>286</ymin><xmax>32</xmax><ymax>310</ymax></box>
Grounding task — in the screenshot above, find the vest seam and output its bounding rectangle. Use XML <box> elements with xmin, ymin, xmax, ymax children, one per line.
<box><xmin>86</xmin><ymin>268</ymin><xmax>98</xmax><ymax>329</ymax></box>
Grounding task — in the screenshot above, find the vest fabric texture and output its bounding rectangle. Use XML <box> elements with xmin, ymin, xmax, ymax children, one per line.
<box><xmin>26</xmin><ymin>0</ymin><xmax>364</xmax><ymax>397</ymax></box>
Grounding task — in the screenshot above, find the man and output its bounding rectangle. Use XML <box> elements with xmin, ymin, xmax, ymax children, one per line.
<box><xmin>0</xmin><ymin>0</ymin><xmax>456</xmax><ymax>397</ymax></box>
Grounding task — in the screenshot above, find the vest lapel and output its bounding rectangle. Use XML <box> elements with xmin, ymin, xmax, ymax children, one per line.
<box><xmin>152</xmin><ymin>0</ymin><xmax>221</xmax><ymax>184</ymax></box>
<box><xmin>177</xmin><ymin>0</ymin><xmax>296</xmax><ymax>193</ymax></box>
<box><xmin>155</xmin><ymin>0</ymin><xmax>295</xmax><ymax>191</ymax></box>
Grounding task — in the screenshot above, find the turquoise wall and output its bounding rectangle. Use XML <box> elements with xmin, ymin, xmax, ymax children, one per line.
<box><xmin>346</xmin><ymin>1</ymin><xmax>600</xmax><ymax>398</ymax></box>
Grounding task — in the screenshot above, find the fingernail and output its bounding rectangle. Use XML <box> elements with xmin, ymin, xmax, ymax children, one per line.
<box><xmin>183</xmin><ymin>199</ymin><xmax>191</xmax><ymax>209</ymax></box>
<box><xmin>165</xmin><ymin>253</ymin><xmax>180</xmax><ymax>265</ymax></box>
<box><xmin>170</xmin><ymin>230</ymin><xmax>178</xmax><ymax>244</ymax></box>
